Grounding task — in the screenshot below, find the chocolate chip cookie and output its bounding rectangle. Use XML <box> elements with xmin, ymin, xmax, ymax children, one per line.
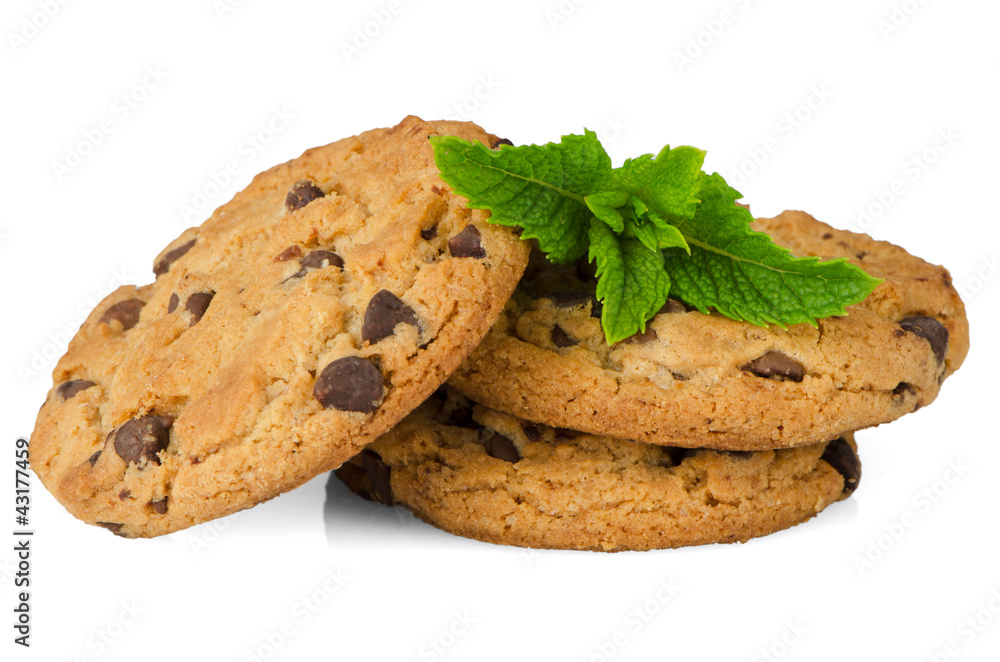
<box><xmin>30</xmin><ymin>116</ymin><xmax>530</xmax><ymax>537</ymax></box>
<box><xmin>449</xmin><ymin>210</ymin><xmax>968</xmax><ymax>450</ymax></box>
<box><xmin>335</xmin><ymin>389</ymin><xmax>860</xmax><ymax>552</ymax></box>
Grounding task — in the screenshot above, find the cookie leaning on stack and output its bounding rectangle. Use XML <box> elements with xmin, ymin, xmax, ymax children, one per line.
<box><xmin>29</xmin><ymin>116</ymin><xmax>529</xmax><ymax>538</ymax></box>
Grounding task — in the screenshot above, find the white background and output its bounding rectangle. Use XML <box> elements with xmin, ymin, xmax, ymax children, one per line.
<box><xmin>2</xmin><ymin>1</ymin><xmax>998</xmax><ymax>660</ymax></box>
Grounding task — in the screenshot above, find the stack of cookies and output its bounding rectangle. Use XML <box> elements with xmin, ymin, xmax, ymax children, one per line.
<box><xmin>29</xmin><ymin>117</ymin><xmax>968</xmax><ymax>551</ymax></box>
<box><xmin>335</xmin><ymin>212</ymin><xmax>968</xmax><ymax>550</ymax></box>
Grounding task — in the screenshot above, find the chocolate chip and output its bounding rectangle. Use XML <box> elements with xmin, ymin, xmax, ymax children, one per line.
<box><xmin>822</xmin><ymin>233</ymin><xmax>833</xmax><ymax>240</ymax></box>
<box><xmin>151</xmin><ymin>498</ymin><xmax>168</xmax><ymax>514</ymax></box>
<box><xmin>742</xmin><ymin>352</ymin><xmax>805</xmax><ymax>382</ymax></box>
<box><xmin>58</xmin><ymin>379</ymin><xmax>95</xmax><ymax>400</ymax></box>
<box><xmin>334</xmin><ymin>463</ymin><xmax>371</xmax><ymax>500</ymax></box>
<box><xmin>118</xmin><ymin>489</ymin><xmax>131</xmax><ymax>500</ymax></box>
<box><xmin>522</xmin><ymin>423</ymin><xmax>542</xmax><ymax>442</ymax></box>
<box><xmin>285</xmin><ymin>180</ymin><xmax>325</xmax><ymax>211</ymax></box>
<box><xmin>553</xmin><ymin>428</ymin><xmax>579</xmax><ymax>441</ymax></box>
<box><xmin>486</xmin><ymin>433</ymin><xmax>520</xmax><ymax>463</ymax></box>
<box><xmin>892</xmin><ymin>382</ymin><xmax>916</xmax><ymax>406</ymax></box>
<box><xmin>551</xmin><ymin>325</ymin><xmax>577</xmax><ymax>348</ymax></box>
<box><xmin>821</xmin><ymin>437</ymin><xmax>862</xmax><ymax>495</ymax></box>
<box><xmin>448</xmin><ymin>225</ymin><xmax>486</xmax><ymax>258</ymax></box>
<box><xmin>153</xmin><ymin>239</ymin><xmax>196</xmax><ymax>277</ymax></box>
<box><xmin>185</xmin><ymin>292</ymin><xmax>214</xmax><ymax>326</ymax></box>
<box><xmin>87</xmin><ymin>450</ymin><xmax>102</xmax><ymax>466</ymax></box>
<box><xmin>96</xmin><ymin>522</ymin><xmax>124</xmax><ymax>534</ymax></box>
<box><xmin>360</xmin><ymin>449</ymin><xmax>392</xmax><ymax>505</ymax></box>
<box><xmin>539</xmin><ymin>290</ymin><xmax>603</xmax><ymax>318</ymax></box>
<box><xmin>287</xmin><ymin>250</ymin><xmax>344</xmax><ymax>280</ymax></box>
<box><xmin>420</xmin><ymin>225</ymin><xmax>438</xmax><ymax>240</ymax></box>
<box><xmin>893</xmin><ymin>382</ymin><xmax>915</xmax><ymax>397</ymax></box>
<box><xmin>542</xmin><ymin>290</ymin><xmax>594</xmax><ymax>308</ymax></box>
<box><xmin>491</xmin><ymin>138</ymin><xmax>514</xmax><ymax>149</ymax></box>
<box><xmin>275</xmin><ymin>245</ymin><xmax>303</xmax><ymax>262</ymax></box>
<box><xmin>362</xmin><ymin>290</ymin><xmax>418</xmax><ymax>344</ymax></box>
<box><xmin>113</xmin><ymin>415</ymin><xmax>174</xmax><ymax>467</ymax></box>
<box><xmin>620</xmin><ymin>327</ymin><xmax>657</xmax><ymax>344</ymax></box>
<box><xmin>899</xmin><ymin>316</ymin><xmax>949</xmax><ymax>364</ymax></box>
<box><xmin>100</xmin><ymin>299</ymin><xmax>145</xmax><ymax>330</ymax></box>
<box><xmin>302</xmin><ymin>250</ymin><xmax>343</xmax><ymax>270</ymax></box>
<box><xmin>167</xmin><ymin>293</ymin><xmax>179</xmax><ymax>313</ymax></box>
<box><xmin>313</xmin><ymin>357</ymin><xmax>384</xmax><ymax>413</ymax></box>
<box><xmin>657</xmin><ymin>299</ymin><xmax>688</xmax><ymax>315</ymax></box>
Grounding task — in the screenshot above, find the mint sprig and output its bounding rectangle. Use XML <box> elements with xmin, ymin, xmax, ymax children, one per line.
<box><xmin>431</xmin><ymin>132</ymin><xmax>882</xmax><ymax>344</ymax></box>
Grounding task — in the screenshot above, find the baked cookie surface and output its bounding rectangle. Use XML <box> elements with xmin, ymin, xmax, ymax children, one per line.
<box><xmin>449</xmin><ymin>210</ymin><xmax>968</xmax><ymax>450</ymax></box>
<box><xmin>30</xmin><ymin>116</ymin><xmax>530</xmax><ymax>537</ymax></box>
<box><xmin>335</xmin><ymin>389</ymin><xmax>860</xmax><ymax>552</ymax></box>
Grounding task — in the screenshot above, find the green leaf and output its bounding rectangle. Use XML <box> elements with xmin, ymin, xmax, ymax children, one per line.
<box><xmin>589</xmin><ymin>218</ymin><xmax>671</xmax><ymax>343</ymax></box>
<box><xmin>431</xmin><ymin>132</ymin><xmax>611</xmax><ymax>263</ymax></box>
<box><xmin>631</xmin><ymin>203</ymin><xmax>690</xmax><ymax>253</ymax></box>
<box><xmin>584</xmin><ymin>190</ymin><xmax>629</xmax><ymax>232</ymax></box>
<box><xmin>609</xmin><ymin>145</ymin><xmax>706</xmax><ymax>219</ymax></box>
<box><xmin>432</xmin><ymin>130</ymin><xmax>883</xmax><ymax>345</ymax></box>
<box><xmin>664</xmin><ymin>172</ymin><xmax>883</xmax><ymax>326</ymax></box>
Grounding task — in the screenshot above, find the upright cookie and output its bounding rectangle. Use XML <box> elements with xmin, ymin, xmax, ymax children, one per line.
<box><xmin>30</xmin><ymin>116</ymin><xmax>530</xmax><ymax>537</ymax></box>
<box><xmin>335</xmin><ymin>389</ymin><xmax>860</xmax><ymax>552</ymax></box>
<box><xmin>449</xmin><ymin>210</ymin><xmax>968</xmax><ymax>450</ymax></box>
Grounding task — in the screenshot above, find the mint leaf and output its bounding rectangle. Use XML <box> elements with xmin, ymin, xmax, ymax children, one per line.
<box><xmin>432</xmin><ymin>130</ymin><xmax>882</xmax><ymax>344</ymax></box>
<box><xmin>609</xmin><ymin>145</ymin><xmax>706</xmax><ymax>218</ymax></box>
<box><xmin>663</xmin><ymin>172</ymin><xmax>882</xmax><ymax>326</ymax></box>
<box><xmin>626</xmin><ymin>202</ymin><xmax>690</xmax><ymax>253</ymax></box>
<box><xmin>430</xmin><ymin>132</ymin><xmax>611</xmax><ymax>263</ymax></box>
<box><xmin>584</xmin><ymin>191</ymin><xmax>629</xmax><ymax>232</ymax></box>
<box><xmin>589</xmin><ymin>218</ymin><xmax>671</xmax><ymax>343</ymax></box>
